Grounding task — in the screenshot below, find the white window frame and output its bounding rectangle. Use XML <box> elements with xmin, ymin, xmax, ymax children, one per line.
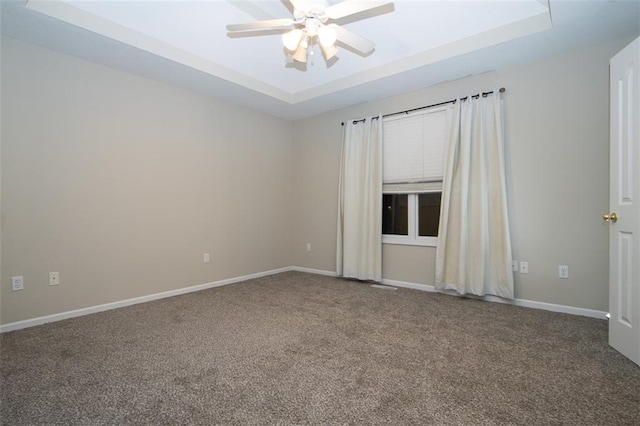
<box><xmin>382</xmin><ymin>188</ymin><xmax>441</xmax><ymax>247</ymax></box>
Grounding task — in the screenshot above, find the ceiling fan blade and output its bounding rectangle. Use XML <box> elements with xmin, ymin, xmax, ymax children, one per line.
<box><xmin>226</xmin><ymin>18</ymin><xmax>295</xmax><ymax>32</ymax></box>
<box><xmin>330</xmin><ymin>24</ymin><xmax>375</xmax><ymax>54</ymax></box>
<box><xmin>325</xmin><ymin>0</ymin><xmax>393</xmax><ymax>20</ymax></box>
<box><xmin>288</xmin><ymin>0</ymin><xmax>311</xmax><ymax>13</ymax></box>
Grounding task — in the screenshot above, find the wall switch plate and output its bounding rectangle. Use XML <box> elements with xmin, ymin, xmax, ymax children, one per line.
<box><xmin>49</xmin><ymin>272</ymin><xmax>60</xmax><ymax>286</ymax></box>
<box><xmin>306</xmin><ymin>243</ymin><xmax>312</xmax><ymax>252</ymax></box>
<box><xmin>12</xmin><ymin>276</ymin><xmax>24</xmax><ymax>291</ymax></box>
<box><xmin>203</xmin><ymin>253</ymin><xmax>210</xmax><ymax>263</ymax></box>
<box><xmin>519</xmin><ymin>261</ymin><xmax>529</xmax><ymax>274</ymax></box>
<box><xmin>559</xmin><ymin>265</ymin><xmax>569</xmax><ymax>279</ymax></box>
<box><xmin>512</xmin><ymin>260</ymin><xmax>518</xmax><ymax>272</ymax></box>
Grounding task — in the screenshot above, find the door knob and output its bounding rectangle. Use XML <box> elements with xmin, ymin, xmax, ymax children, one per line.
<box><xmin>603</xmin><ymin>212</ymin><xmax>618</xmax><ymax>223</ymax></box>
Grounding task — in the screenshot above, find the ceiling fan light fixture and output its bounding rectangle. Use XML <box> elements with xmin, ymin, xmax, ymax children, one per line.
<box><xmin>282</xmin><ymin>28</ymin><xmax>304</xmax><ymax>51</ymax></box>
<box><xmin>227</xmin><ymin>0</ymin><xmax>391</xmax><ymax>68</ymax></box>
<box><xmin>317</xmin><ymin>25</ymin><xmax>337</xmax><ymax>48</ymax></box>
<box><xmin>321</xmin><ymin>43</ymin><xmax>338</xmax><ymax>60</ymax></box>
<box><xmin>292</xmin><ymin>44</ymin><xmax>308</xmax><ymax>63</ymax></box>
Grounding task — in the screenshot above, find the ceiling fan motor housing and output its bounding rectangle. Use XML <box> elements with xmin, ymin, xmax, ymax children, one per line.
<box><xmin>304</xmin><ymin>16</ymin><xmax>322</xmax><ymax>36</ymax></box>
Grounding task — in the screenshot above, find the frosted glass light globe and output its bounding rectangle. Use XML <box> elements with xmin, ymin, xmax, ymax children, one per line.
<box><xmin>317</xmin><ymin>25</ymin><xmax>337</xmax><ymax>48</ymax></box>
<box><xmin>282</xmin><ymin>29</ymin><xmax>303</xmax><ymax>51</ymax></box>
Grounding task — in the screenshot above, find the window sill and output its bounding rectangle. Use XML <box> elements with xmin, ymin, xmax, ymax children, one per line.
<box><xmin>382</xmin><ymin>236</ymin><xmax>438</xmax><ymax>247</ymax></box>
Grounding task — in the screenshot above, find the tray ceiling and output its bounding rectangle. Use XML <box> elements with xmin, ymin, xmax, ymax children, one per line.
<box><xmin>2</xmin><ymin>1</ymin><xmax>639</xmax><ymax>119</ymax></box>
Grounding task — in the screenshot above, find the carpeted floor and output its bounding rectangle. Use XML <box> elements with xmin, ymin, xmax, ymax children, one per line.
<box><xmin>1</xmin><ymin>271</ymin><xmax>639</xmax><ymax>425</ymax></box>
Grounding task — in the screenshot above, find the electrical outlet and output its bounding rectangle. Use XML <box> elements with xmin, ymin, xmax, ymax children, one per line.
<box><xmin>306</xmin><ymin>243</ymin><xmax>312</xmax><ymax>252</ymax></box>
<box><xmin>12</xmin><ymin>276</ymin><xmax>24</xmax><ymax>291</ymax></box>
<box><xmin>512</xmin><ymin>260</ymin><xmax>518</xmax><ymax>272</ymax></box>
<box><xmin>203</xmin><ymin>253</ymin><xmax>210</xmax><ymax>263</ymax></box>
<box><xmin>559</xmin><ymin>265</ymin><xmax>569</xmax><ymax>279</ymax></box>
<box><xmin>49</xmin><ymin>272</ymin><xmax>60</xmax><ymax>286</ymax></box>
<box><xmin>519</xmin><ymin>261</ymin><xmax>529</xmax><ymax>274</ymax></box>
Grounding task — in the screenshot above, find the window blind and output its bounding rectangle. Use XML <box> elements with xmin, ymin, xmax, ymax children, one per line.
<box><xmin>382</xmin><ymin>106</ymin><xmax>448</xmax><ymax>192</ymax></box>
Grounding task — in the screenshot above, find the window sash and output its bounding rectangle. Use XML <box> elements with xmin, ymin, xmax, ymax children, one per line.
<box><xmin>382</xmin><ymin>188</ymin><xmax>441</xmax><ymax>247</ymax></box>
<box><xmin>383</xmin><ymin>180</ymin><xmax>442</xmax><ymax>194</ymax></box>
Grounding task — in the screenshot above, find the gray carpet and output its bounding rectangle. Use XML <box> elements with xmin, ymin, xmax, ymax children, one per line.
<box><xmin>1</xmin><ymin>271</ymin><xmax>639</xmax><ymax>425</ymax></box>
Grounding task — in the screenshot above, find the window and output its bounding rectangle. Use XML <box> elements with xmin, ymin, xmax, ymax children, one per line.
<box><xmin>382</xmin><ymin>192</ymin><xmax>442</xmax><ymax>246</ymax></box>
<box><xmin>382</xmin><ymin>106</ymin><xmax>448</xmax><ymax>246</ymax></box>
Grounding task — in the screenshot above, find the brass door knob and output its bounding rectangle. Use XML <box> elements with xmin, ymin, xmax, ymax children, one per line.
<box><xmin>603</xmin><ymin>212</ymin><xmax>618</xmax><ymax>223</ymax></box>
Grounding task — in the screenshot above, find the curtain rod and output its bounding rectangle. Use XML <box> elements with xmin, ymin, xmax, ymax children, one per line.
<box><xmin>341</xmin><ymin>87</ymin><xmax>506</xmax><ymax>126</ymax></box>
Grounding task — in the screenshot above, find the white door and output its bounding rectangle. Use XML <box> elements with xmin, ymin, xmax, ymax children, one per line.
<box><xmin>608</xmin><ymin>36</ymin><xmax>640</xmax><ymax>366</ymax></box>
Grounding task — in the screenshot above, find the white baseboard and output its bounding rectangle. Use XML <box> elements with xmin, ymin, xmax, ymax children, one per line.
<box><xmin>0</xmin><ymin>266</ymin><xmax>607</xmax><ymax>333</ymax></box>
<box><xmin>289</xmin><ymin>269</ymin><xmax>607</xmax><ymax>320</ymax></box>
<box><xmin>290</xmin><ymin>266</ymin><xmax>338</xmax><ymax>277</ymax></box>
<box><xmin>381</xmin><ymin>278</ymin><xmax>438</xmax><ymax>293</ymax></box>
<box><xmin>381</xmin><ymin>277</ymin><xmax>608</xmax><ymax>319</ymax></box>
<box><xmin>0</xmin><ymin>267</ymin><xmax>291</xmax><ymax>333</ymax></box>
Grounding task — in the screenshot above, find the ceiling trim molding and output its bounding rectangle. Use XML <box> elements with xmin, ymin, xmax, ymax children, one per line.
<box><xmin>25</xmin><ymin>0</ymin><xmax>295</xmax><ymax>103</ymax></box>
<box><xmin>293</xmin><ymin>10</ymin><xmax>552</xmax><ymax>104</ymax></box>
<box><xmin>25</xmin><ymin>0</ymin><xmax>550</xmax><ymax>107</ymax></box>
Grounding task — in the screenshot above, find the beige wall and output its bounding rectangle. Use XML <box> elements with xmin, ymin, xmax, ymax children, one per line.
<box><xmin>1</xmin><ymin>35</ymin><xmax>631</xmax><ymax>325</ymax></box>
<box><xmin>1</xmin><ymin>37</ymin><xmax>293</xmax><ymax>324</ymax></box>
<box><xmin>291</xmin><ymin>38</ymin><xmax>632</xmax><ymax>312</ymax></box>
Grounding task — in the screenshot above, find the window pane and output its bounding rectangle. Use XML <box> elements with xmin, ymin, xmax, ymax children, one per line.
<box><xmin>418</xmin><ymin>192</ymin><xmax>441</xmax><ymax>237</ymax></box>
<box><xmin>382</xmin><ymin>194</ymin><xmax>408</xmax><ymax>235</ymax></box>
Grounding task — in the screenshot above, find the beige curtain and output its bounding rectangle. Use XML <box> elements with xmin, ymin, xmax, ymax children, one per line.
<box><xmin>435</xmin><ymin>93</ymin><xmax>514</xmax><ymax>299</ymax></box>
<box><xmin>336</xmin><ymin>116</ymin><xmax>382</xmax><ymax>282</ymax></box>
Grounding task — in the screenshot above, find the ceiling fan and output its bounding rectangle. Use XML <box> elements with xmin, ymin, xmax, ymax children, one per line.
<box><xmin>226</xmin><ymin>0</ymin><xmax>394</xmax><ymax>64</ymax></box>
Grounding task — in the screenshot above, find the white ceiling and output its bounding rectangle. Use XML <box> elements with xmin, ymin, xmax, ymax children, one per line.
<box><xmin>2</xmin><ymin>1</ymin><xmax>639</xmax><ymax>120</ymax></box>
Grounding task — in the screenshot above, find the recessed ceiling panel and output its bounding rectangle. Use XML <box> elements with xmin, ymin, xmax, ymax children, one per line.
<box><xmin>25</xmin><ymin>0</ymin><xmax>551</xmax><ymax>102</ymax></box>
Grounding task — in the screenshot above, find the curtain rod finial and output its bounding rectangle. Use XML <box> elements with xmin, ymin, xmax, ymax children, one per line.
<box><xmin>499</xmin><ymin>87</ymin><xmax>506</xmax><ymax>93</ymax></box>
